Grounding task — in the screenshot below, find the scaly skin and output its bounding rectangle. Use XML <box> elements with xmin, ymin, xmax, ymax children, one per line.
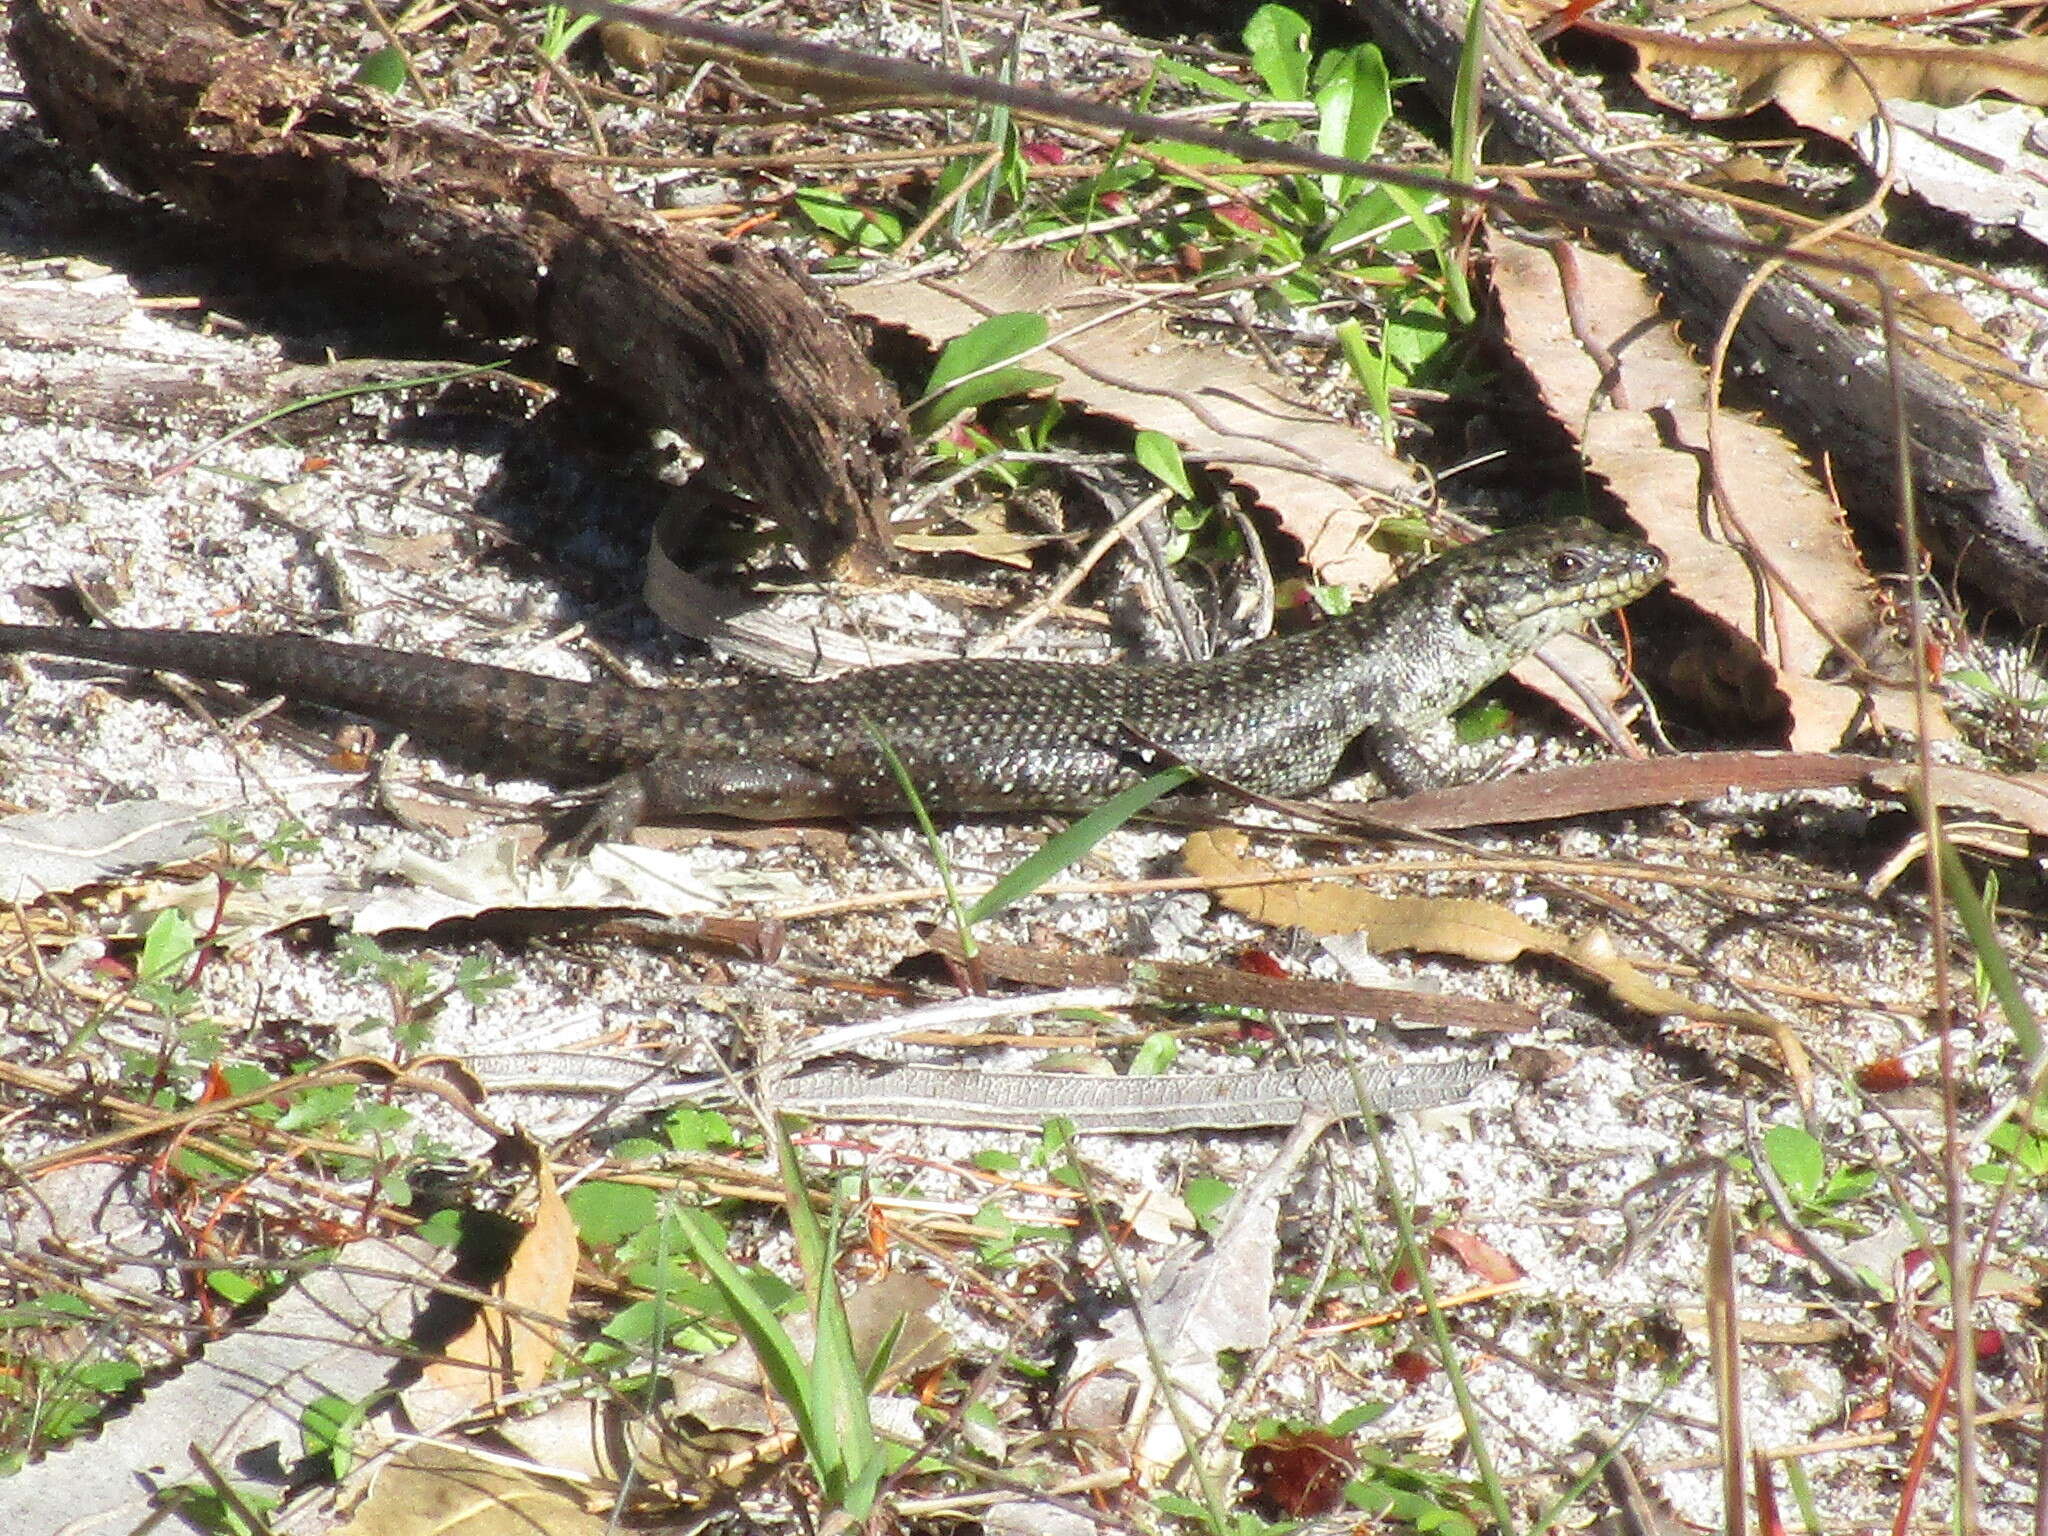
<box><xmin>0</xmin><ymin>518</ymin><xmax>1664</xmax><ymax>826</ymax></box>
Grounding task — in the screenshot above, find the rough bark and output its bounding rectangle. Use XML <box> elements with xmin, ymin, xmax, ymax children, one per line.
<box><xmin>1361</xmin><ymin>0</ymin><xmax>2048</xmax><ymax>622</ymax></box>
<box><xmin>8</xmin><ymin>0</ymin><xmax>909</xmax><ymax>575</ymax></box>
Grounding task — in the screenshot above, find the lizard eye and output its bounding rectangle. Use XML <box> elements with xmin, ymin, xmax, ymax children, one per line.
<box><xmin>1547</xmin><ymin>550</ymin><xmax>1589</xmax><ymax>583</ymax></box>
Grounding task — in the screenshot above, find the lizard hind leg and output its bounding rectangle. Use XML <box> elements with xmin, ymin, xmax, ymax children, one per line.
<box><xmin>578</xmin><ymin>758</ymin><xmax>856</xmax><ymax>845</ymax></box>
<box><xmin>550</xmin><ymin>759</ymin><xmax>849</xmax><ymax>855</ymax></box>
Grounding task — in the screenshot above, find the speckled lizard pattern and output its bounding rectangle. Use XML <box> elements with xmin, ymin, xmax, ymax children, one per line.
<box><xmin>0</xmin><ymin>518</ymin><xmax>1663</xmax><ymax>835</ymax></box>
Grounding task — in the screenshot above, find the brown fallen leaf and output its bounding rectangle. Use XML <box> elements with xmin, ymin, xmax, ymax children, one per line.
<box><xmin>1183</xmin><ymin>828</ymin><xmax>1812</xmax><ymax>1090</ymax></box>
<box><xmin>844</xmin><ymin>248</ymin><xmax>1420</xmax><ymax>593</ymax></box>
<box><xmin>1366</xmin><ymin>750</ymin><xmax>2048</xmax><ymax>838</ymax></box>
<box><xmin>919</xmin><ymin>925</ymin><xmax>1538</xmax><ymax>1033</ymax></box>
<box><xmin>413</xmin><ymin>1155</ymin><xmax>577</xmax><ymax>1420</ymax></box>
<box><xmin>1487</xmin><ymin>228</ymin><xmax>1943</xmax><ymax>750</ymax></box>
<box><xmin>1579</xmin><ymin>19</ymin><xmax>2048</xmax><ymax>141</ymax></box>
<box><xmin>1877</xmin><ymin>255</ymin><xmax>2048</xmax><ymax>445</ymax></box>
<box><xmin>329</xmin><ymin>1441</ymin><xmax>608</xmax><ymax>1536</ymax></box>
<box><xmin>1684</xmin><ymin>0</ymin><xmax>1975</xmax><ymax>22</ymax></box>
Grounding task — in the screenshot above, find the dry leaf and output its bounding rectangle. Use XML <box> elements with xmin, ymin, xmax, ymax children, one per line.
<box><xmin>1432</xmin><ymin>1226</ymin><xmax>1526</xmax><ymax>1285</ymax></box>
<box><xmin>0</xmin><ymin>1236</ymin><xmax>453</xmax><ymax>1533</ymax></box>
<box><xmin>845</xmin><ymin>249</ymin><xmax>1420</xmax><ymax>592</ymax></box>
<box><xmin>493</xmin><ymin>1272</ymin><xmax>954</xmax><ymax>1495</ymax></box>
<box><xmin>1487</xmin><ymin>229</ymin><xmax>1942</xmax><ymax>750</ymax></box>
<box><xmin>1860</xmin><ymin>99</ymin><xmax>2048</xmax><ymax>247</ymax></box>
<box><xmin>1581</xmin><ymin>19</ymin><xmax>2048</xmax><ymax>141</ymax></box>
<box><xmin>414</xmin><ymin>1160</ymin><xmax>576</xmax><ymax>1419</ymax></box>
<box><xmin>1184</xmin><ymin>828</ymin><xmax>1811</xmax><ymax>1084</ymax></box>
<box><xmin>329</xmin><ymin>1442</ymin><xmax>608</xmax><ymax>1536</ymax></box>
<box><xmin>1057</xmin><ymin>1124</ymin><xmax>1290</xmax><ymax>1482</ymax></box>
<box><xmin>0</xmin><ymin>798</ymin><xmax>214</xmax><ymax>902</ymax></box>
<box><xmin>1686</xmin><ymin>0</ymin><xmax>1973</xmax><ymax>22</ymax></box>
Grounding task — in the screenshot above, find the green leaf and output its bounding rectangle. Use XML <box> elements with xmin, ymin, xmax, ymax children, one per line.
<box><xmin>917</xmin><ymin>365</ymin><xmax>1061</xmax><ymax>430</ymax></box>
<box><xmin>208</xmin><ymin>1269</ymin><xmax>267</xmax><ymax>1306</ymax></box>
<box><xmin>1130</xmin><ymin>1032</ymin><xmax>1179</xmax><ymax>1076</ymax></box>
<box><xmin>665</xmin><ymin>1105</ymin><xmax>736</xmax><ymax>1151</ymax></box>
<box><xmin>916</xmin><ymin>312</ymin><xmax>1059</xmax><ymax>429</ymax></box>
<box><xmin>565</xmin><ymin>1180</ymin><xmax>659</xmax><ymax>1248</ymax></box>
<box><xmin>1133</xmin><ymin>430</ymin><xmax>1194</xmax><ymax>497</ymax></box>
<box><xmin>300</xmin><ymin>1393</ymin><xmax>366</xmax><ymax>1478</ymax></box>
<box><xmin>673</xmin><ymin>1205</ymin><xmax>832</xmax><ymax>1468</ymax></box>
<box><xmin>1184</xmin><ymin>1175</ymin><xmax>1234</xmax><ymax>1229</ymax></box>
<box><xmin>1336</xmin><ymin>318</ymin><xmax>1396</xmax><ymax>450</ymax></box>
<box><xmin>137</xmin><ymin>907</ymin><xmax>199</xmax><ymax>986</ymax></box>
<box><xmin>353</xmin><ymin>45</ymin><xmax>408</xmax><ymax>92</ymax></box>
<box><xmin>1313</xmin><ymin>44</ymin><xmax>1391</xmax><ymax>203</ymax></box>
<box><xmin>1154</xmin><ymin>55</ymin><xmax>1255</xmax><ymax>103</ymax></box>
<box><xmin>1329</xmin><ymin>1400</ymin><xmax>1392</xmax><ymax>1434</ymax></box>
<box><xmin>1244</xmin><ymin>5</ymin><xmax>1313</xmax><ymax>101</ymax></box>
<box><xmin>964</xmin><ymin>766</ymin><xmax>1195</xmax><ymax>924</ymax></box>
<box><xmin>1454</xmin><ymin>698</ymin><xmax>1510</xmax><ymax>744</ymax></box>
<box><xmin>275</xmin><ymin>1083</ymin><xmax>357</xmax><ymax>1133</ymax></box>
<box><xmin>0</xmin><ymin>1293</ymin><xmax>98</xmax><ymax>1328</ymax></box>
<box><xmin>792</xmin><ymin>190</ymin><xmax>902</xmax><ymax>250</ymax></box>
<box><xmin>929</xmin><ymin>313</ymin><xmax>1056</xmax><ymax>397</ymax></box>
<box><xmin>1761</xmin><ymin>1124</ymin><xmax>1825</xmax><ymax>1203</ymax></box>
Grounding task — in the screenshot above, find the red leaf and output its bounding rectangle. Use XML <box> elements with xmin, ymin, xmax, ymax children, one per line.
<box><xmin>1242</xmin><ymin>1428</ymin><xmax>1358</xmax><ymax>1517</ymax></box>
<box><xmin>1432</xmin><ymin>1226</ymin><xmax>1524</xmax><ymax>1284</ymax></box>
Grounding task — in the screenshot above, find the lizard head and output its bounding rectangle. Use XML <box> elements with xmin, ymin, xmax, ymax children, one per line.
<box><xmin>1447</xmin><ymin>517</ymin><xmax>1666</xmax><ymax>654</ymax></box>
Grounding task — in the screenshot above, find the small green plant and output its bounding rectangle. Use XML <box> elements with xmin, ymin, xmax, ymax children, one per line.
<box><xmin>569</xmin><ymin>1131</ymin><xmax>890</xmax><ymax>1513</ymax></box>
<box><xmin>0</xmin><ymin>1295</ymin><xmax>145</xmax><ymax>1469</ymax></box>
<box><xmin>354</xmin><ymin>44</ymin><xmax>409</xmax><ymax>92</ymax></box>
<box><xmin>965</xmin><ymin>1198</ymin><xmax>1068</xmax><ymax>1270</ymax></box>
<box><xmin>536</xmin><ymin>3</ymin><xmax>599</xmax><ymax>62</ymax></box>
<box><xmin>674</xmin><ymin>1124</ymin><xmax>889</xmax><ymax>1515</ymax></box>
<box><xmin>153</xmin><ymin>1483</ymin><xmax>278</xmax><ymax>1536</ymax></box>
<box><xmin>1745</xmin><ymin>1124</ymin><xmax>1877</xmax><ymax>1235</ymax></box>
<box><xmin>336</xmin><ymin>935</ymin><xmax>514</xmax><ymax>1054</ymax></box>
<box><xmin>300</xmin><ymin>1392</ymin><xmax>369</xmax><ymax>1480</ymax></box>
<box><xmin>909</xmin><ymin>311</ymin><xmax>1061</xmax><ymax>434</ymax></box>
<box><xmin>792</xmin><ymin>189</ymin><xmax>905</xmax><ymax>259</ymax></box>
<box><xmin>1972</xmin><ymin>1115</ymin><xmax>2048</xmax><ymax>1187</ymax></box>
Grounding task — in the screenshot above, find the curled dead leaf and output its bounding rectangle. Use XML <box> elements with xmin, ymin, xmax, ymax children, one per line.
<box><xmin>1182</xmin><ymin>828</ymin><xmax>1811</xmax><ymax>1089</ymax></box>
<box><xmin>1487</xmin><ymin>229</ymin><xmax>1944</xmax><ymax>751</ymax></box>
<box><xmin>1580</xmin><ymin>19</ymin><xmax>2048</xmax><ymax>141</ymax></box>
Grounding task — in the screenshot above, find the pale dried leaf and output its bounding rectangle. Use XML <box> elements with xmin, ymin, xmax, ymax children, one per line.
<box><xmin>1859</xmin><ymin>98</ymin><xmax>2048</xmax><ymax>247</ymax></box>
<box><xmin>1685</xmin><ymin>0</ymin><xmax>1971</xmax><ymax>23</ymax></box>
<box><xmin>647</xmin><ymin>504</ymin><xmax>943</xmax><ymax>674</ymax></box>
<box><xmin>845</xmin><ymin>249</ymin><xmax>1420</xmax><ymax>591</ymax></box>
<box><xmin>1583</xmin><ymin>19</ymin><xmax>2048</xmax><ymax>140</ymax></box>
<box><xmin>1488</xmin><ymin>229</ymin><xmax>1942</xmax><ymax>749</ymax></box>
<box><xmin>1870</xmin><ymin>760</ymin><xmax>2048</xmax><ymax>833</ymax></box>
<box><xmin>350</xmin><ymin>835</ymin><xmax>799</xmax><ymax>935</ymax></box>
<box><xmin>0</xmin><ymin>799</ymin><xmax>214</xmax><ymax>903</ymax></box>
<box><xmin>1056</xmin><ymin>1132</ymin><xmax>1282</xmax><ymax>1479</ymax></box>
<box><xmin>328</xmin><ymin>1442</ymin><xmax>606</xmax><ymax>1536</ymax></box>
<box><xmin>1184</xmin><ymin>828</ymin><xmax>1811</xmax><ymax>1084</ymax></box>
<box><xmin>495</xmin><ymin>1272</ymin><xmax>952</xmax><ymax>1492</ymax></box>
<box><xmin>4</xmin><ymin>1162</ymin><xmax>179</xmax><ymax>1299</ymax></box>
<box><xmin>0</xmin><ymin>1236</ymin><xmax>450</xmax><ymax>1536</ymax></box>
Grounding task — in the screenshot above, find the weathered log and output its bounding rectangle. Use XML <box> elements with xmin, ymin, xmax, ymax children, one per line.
<box><xmin>8</xmin><ymin>0</ymin><xmax>909</xmax><ymax>575</ymax></box>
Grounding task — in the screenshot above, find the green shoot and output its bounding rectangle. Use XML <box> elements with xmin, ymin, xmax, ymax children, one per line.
<box><xmin>911</xmin><ymin>312</ymin><xmax>1061</xmax><ymax>432</ymax></box>
<box><xmin>670</xmin><ymin>1125</ymin><xmax>886</xmax><ymax>1515</ymax></box>
<box><xmin>964</xmin><ymin>766</ymin><xmax>1194</xmax><ymax>924</ymax></box>
<box><xmin>537</xmin><ymin>4</ymin><xmax>599</xmax><ymax>62</ymax></box>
